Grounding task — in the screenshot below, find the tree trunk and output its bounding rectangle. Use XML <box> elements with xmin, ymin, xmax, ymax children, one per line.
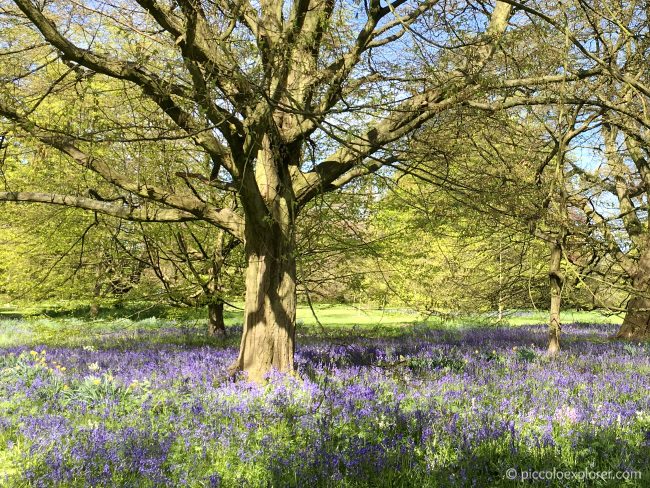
<box><xmin>617</xmin><ymin>296</ymin><xmax>650</xmax><ymax>340</ymax></box>
<box><xmin>207</xmin><ymin>300</ymin><xmax>226</xmax><ymax>337</ymax></box>
<box><xmin>547</xmin><ymin>241</ymin><xmax>563</xmax><ymax>356</ymax></box>
<box><xmin>617</xmin><ymin>247</ymin><xmax>650</xmax><ymax>341</ymax></box>
<box><xmin>497</xmin><ymin>244</ymin><xmax>504</xmax><ymax>322</ymax></box>
<box><xmin>229</xmin><ymin>223</ymin><xmax>297</xmax><ymax>383</ymax></box>
<box><xmin>89</xmin><ymin>275</ymin><xmax>102</xmax><ymax>318</ymax></box>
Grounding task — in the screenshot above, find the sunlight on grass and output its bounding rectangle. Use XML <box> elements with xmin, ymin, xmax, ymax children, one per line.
<box><xmin>0</xmin><ymin>302</ymin><xmax>622</xmax><ymax>348</ymax></box>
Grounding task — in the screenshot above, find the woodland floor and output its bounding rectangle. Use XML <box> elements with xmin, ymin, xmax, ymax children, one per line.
<box><xmin>0</xmin><ymin>305</ymin><xmax>647</xmax><ymax>487</ymax></box>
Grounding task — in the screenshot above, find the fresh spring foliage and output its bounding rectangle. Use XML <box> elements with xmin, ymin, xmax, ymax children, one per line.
<box><xmin>0</xmin><ymin>319</ymin><xmax>648</xmax><ymax>487</ymax></box>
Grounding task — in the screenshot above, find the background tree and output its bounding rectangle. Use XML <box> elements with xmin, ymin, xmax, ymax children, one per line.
<box><xmin>522</xmin><ymin>0</ymin><xmax>650</xmax><ymax>340</ymax></box>
<box><xmin>296</xmin><ymin>180</ymin><xmax>381</xmax><ymax>306</ymax></box>
<box><xmin>362</xmin><ymin>107</ymin><xmax>552</xmax><ymax>317</ymax></box>
<box><xmin>135</xmin><ymin>221</ymin><xmax>243</xmax><ymax>337</ymax></box>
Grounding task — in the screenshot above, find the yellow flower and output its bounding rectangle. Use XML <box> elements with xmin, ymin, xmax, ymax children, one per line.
<box><xmin>63</xmin><ymin>385</ymin><xmax>69</xmax><ymax>390</ymax></box>
<box><xmin>92</xmin><ymin>378</ymin><xmax>101</xmax><ymax>385</ymax></box>
<box><xmin>60</xmin><ymin>366</ymin><xmax>66</xmax><ymax>372</ymax></box>
<box><xmin>30</xmin><ymin>350</ymin><xmax>38</xmax><ymax>357</ymax></box>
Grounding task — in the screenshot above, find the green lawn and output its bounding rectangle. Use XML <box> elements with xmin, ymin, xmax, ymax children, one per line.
<box><xmin>0</xmin><ymin>300</ymin><xmax>622</xmax><ymax>348</ymax></box>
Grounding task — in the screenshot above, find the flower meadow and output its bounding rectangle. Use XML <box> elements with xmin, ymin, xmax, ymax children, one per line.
<box><xmin>0</xmin><ymin>319</ymin><xmax>648</xmax><ymax>487</ymax></box>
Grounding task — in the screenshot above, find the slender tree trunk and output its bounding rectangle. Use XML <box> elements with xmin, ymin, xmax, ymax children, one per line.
<box><xmin>547</xmin><ymin>240</ymin><xmax>563</xmax><ymax>355</ymax></box>
<box><xmin>89</xmin><ymin>270</ymin><xmax>103</xmax><ymax>318</ymax></box>
<box><xmin>617</xmin><ymin>247</ymin><xmax>650</xmax><ymax>341</ymax></box>
<box><xmin>229</xmin><ymin>220</ymin><xmax>297</xmax><ymax>383</ymax></box>
<box><xmin>207</xmin><ymin>299</ymin><xmax>226</xmax><ymax>337</ymax></box>
<box><xmin>497</xmin><ymin>243</ymin><xmax>504</xmax><ymax>322</ymax></box>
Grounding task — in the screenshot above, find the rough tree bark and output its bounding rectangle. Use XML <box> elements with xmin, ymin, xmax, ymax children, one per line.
<box><xmin>547</xmin><ymin>240</ymin><xmax>564</xmax><ymax>355</ymax></box>
<box><xmin>616</xmin><ymin>246</ymin><xmax>650</xmax><ymax>340</ymax></box>
<box><xmin>601</xmin><ymin>120</ymin><xmax>650</xmax><ymax>341</ymax></box>
<box><xmin>229</xmin><ymin>215</ymin><xmax>297</xmax><ymax>383</ymax></box>
<box><xmin>227</xmin><ymin>131</ymin><xmax>298</xmax><ymax>381</ymax></box>
<box><xmin>207</xmin><ymin>299</ymin><xmax>226</xmax><ymax>338</ymax></box>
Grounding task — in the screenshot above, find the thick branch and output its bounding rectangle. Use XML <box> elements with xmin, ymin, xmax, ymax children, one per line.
<box><xmin>0</xmin><ymin>101</ymin><xmax>245</xmax><ymax>239</ymax></box>
<box><xmin>0</xmin><ymin>191</ymin><xmax>200</xmax><ymax>222</ymax></box>
<box><xmin>134</xmin><ymin>0</ymin><xmax>252</xmax><ymax>104</ymax></box>
<box><xmin>292</xmin><ymin>2</ymin><xmax>513</xmax><ymax>203</ymax></box>
<box><xmin>11</xmin><ymin>0</ymin><xmax>240</xmax><ymax>177</ymax></box>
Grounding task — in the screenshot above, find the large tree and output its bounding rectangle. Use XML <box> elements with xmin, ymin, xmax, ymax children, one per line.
<box><xmin>573</xmin><ymin>111</ymin><xmax>650</xmax><ymax>341</ymax></box>
<box><xmin>0</xmin><ymin>0</ymin><xmax>599</xmax><ymax>380</ymax></box>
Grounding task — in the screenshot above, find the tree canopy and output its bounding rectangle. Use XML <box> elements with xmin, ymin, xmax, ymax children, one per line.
<box><xmin>1</xmin><ymin>0</ymin><xmax>649</xmax><ymax>380</ymax></box>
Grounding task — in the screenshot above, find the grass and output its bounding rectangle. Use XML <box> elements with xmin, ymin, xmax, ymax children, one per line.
<box><xmin>0</xmin><ymin>300</ymin><xmax>623</xmax><ymax>348</ymax></box>
<box><xmin>502</xmin><ymin>309</ymin><xmax>623</xmax><ymax>326</ymax></box>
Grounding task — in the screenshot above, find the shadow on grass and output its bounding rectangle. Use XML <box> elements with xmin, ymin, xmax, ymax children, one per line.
<box><xmin>269</xmin><ymin>429</ymin><xmax>649</xmax><ymax>488</ymax></box>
